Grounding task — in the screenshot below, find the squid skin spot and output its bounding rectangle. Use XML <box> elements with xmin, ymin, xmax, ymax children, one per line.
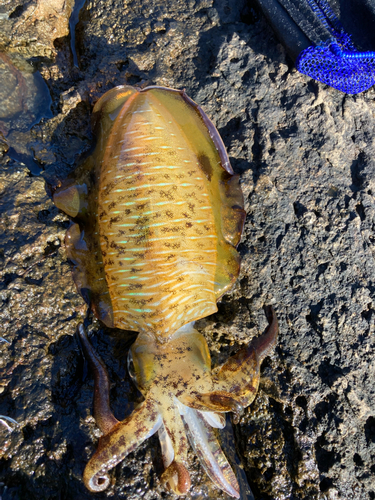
<box><xmin>197</xmin><ymin>152</ymin><xmax>213</xmax><ymax>181</ymax></box>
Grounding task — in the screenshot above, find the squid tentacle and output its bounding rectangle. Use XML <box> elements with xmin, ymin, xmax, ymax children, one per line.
<box><xmin>178</xmin><ymin>402</ymin><xmax>240</xmax><ymax>499</ymax></box>
<box><xmin>78</xmin><ymin>323</ymin><xmax>163</xmax><ymax>492</ymax></box>
<box><xmin>77</xmin><ymin>323</ymin><xmax>119</xmax><ymax>434</ymax></box>
<box><xmin>213</xmin><ymin>306</ymin><xmax>278</xmax><ymax>383</ymax></box>
<box><xmin>83</xmin><ymin>398</ymin><xmax>162</xmax><ymax>492</ymax></box>
<box><xmin>79</xmin><ymin>306</ymin><xmax>278</xmax><ymax>496</ymax></box>
<box><xmin>157</xmin><ymin>400</ymin><xmax>191</xmax><ymax>494</ymax></box>
<box><xmin>179</xmin><ymin>392</ymin><xmax>244</xmax><ymax>423</ymax></box>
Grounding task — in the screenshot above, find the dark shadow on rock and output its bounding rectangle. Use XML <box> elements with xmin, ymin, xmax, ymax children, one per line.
<box><xmin>350</xmin><ymin>151</ymin><xmax>367</xmax><ymax>193</ymax></box>
<box><xmin>42</xmin><ymin>322</ymin><xmax>140</xmax><ymax>499</ymax></box>
<box><xmin>334</xmin><ymin>0</ymin><xmax>375</xmax><ymax>51</ymax></box>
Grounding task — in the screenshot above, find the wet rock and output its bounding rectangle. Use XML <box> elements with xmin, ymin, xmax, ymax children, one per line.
<box><xmin>0</xmin><ymin>0</ymin><xmax>74</xmax><ymax>59</ymax></box>
<box><xmin>59</xmin><ymin>87</ymin><xmax>82</xmax><ymax>115</ymax></box>
<box><xmin>0</xmin><ymin>0</ymin><xmax>375</xmax><ymax>499</ymax></box>
<box><xmin>0</xmin><ymin>53</ymin><xmax>52</xmax><ymax>134</ymax></box>
<box><xmin>0</xmin><ymin>132</ymin><xmax>8</xmax><ymax>156</ymax></box>
<box><xmin>0</xmin><ymin>51</ymin><xmax>53</xmax><ymax>175</ymax></box>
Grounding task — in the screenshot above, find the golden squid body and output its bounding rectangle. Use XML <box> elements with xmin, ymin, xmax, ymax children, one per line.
<box><xmin>53</xmin><ymin>86</ymin><xmax>278</xmax><ymax>497</ymax></box>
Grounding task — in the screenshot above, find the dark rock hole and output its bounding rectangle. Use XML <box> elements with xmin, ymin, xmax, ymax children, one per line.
<box><xmin>116</xmin><ymin>60</ymin><xmax>128</xmax><ymax>71</ymax></box>
<box><xmin>293</xmin><ymin>201</ymin><xmax>307</xmax><ymax>218</ymax></box>
<box><xmin>261</xmin><ymin>356</ymin><xmax>272</xmax><ymax>370</ymax></box>
<box><xmin>295</xmin><ymin>395</ymin><xmax>308</xmax><ymax>410</ymax></box>
<box><xmin>264</xmin><ymin>466</ymin><xmax>274</xmax><ymax>481</ymax></box>
<box><xmin>299</xmin><ymin>418</ymin><xmax>308</xmax><ymax>433</ymax></box>
<box><xmin>240</xmin><ymin>4</ymin><xmax>259</xmax><ymax>24</ymax></box>
<box><xmin>22</xmin><ymin>424</ymin><xmax>35</xmax><ymax>441</ymax></box>
<box><xmin>340</xmin><ymin>262</ymin><xmax>347</xmax><ymax>272</ymax></box>
<box><xmin>24</xmin><ymin>276</ymin><xmax>43</xmax><ymax>286</ymax></box>
<box><xmin>125</xmin><ymin>74</ymin><xmax>143</xmax><ymax>86</ymax></box>
<box><xmin>361</xmin><ymin>303</ymin><xmax>373</xmax><ymax>322</ymax></box>
<box><xmin>350</xmin><ymin>152</ymin><xmax>366</xmax><ymax>192</ymax></box>
<box><xmin>353</xmin><ymin>453</ymin><xmax>363</xmax><ymax>466</ymax></box>
<box><xmin>43</xmin><ymin>239</ymin><xmax>61</xmax><ymax>257</ymax></box>
<box><xmin>218</xmin><ymin>116</ymin><xmax>244</xmax><ymax>147</ymax></box>
<box><xmin>241</xmin><ymin>68</ymin><xmax>257</xmax><ymax>85</ymax></box>
<box><xmin>364</xmin><ymin>416</ymin><xmax>375</xmax><ymax>443</ymax></box>
<box><xmin>9</xmin><ymin>4</ymin><xmax>26</xmax><ymax>18</ymax></box>
<box><xmin>317</xmin><ymin>262</ymin><xmax>328</xmax><ymax>278</ymax></box>
<box><xmin>306</xmin><ymin>300</ymin><xmax>324</xmax><ymax>336</ymax></box>
<box><xmin>306</xmin><ymin>314</ymin><xmax>315</xmax><ymax>330</ymax></box>
<box><xmin>275</xmin><ymin>233</ymin><xmax>283</xmax><ymax>249</ymax></box>
<box><xmin>315</xmin><ymin>440</ymin><xmax>337</xmax><ymax>473</ymax></box>
<box><xmin>0</xmin><ymin>273</ymin><xmax>19</xmax><ymax>290</ymax></box>
<box><xmin>310</xmin><ymin>300</ymin><xmax>324</xmax><ymax>317</ymax></box>
<box><xmin>318</xmin><ymin>360</ymin><xmax>343</xmax><ymax>387</ymax></box>
<box><xmin>37</xmin><ymin>209</ymin><xmax>52</xmax><ymax>223</ymax></box>
<box><xmin>355</xmin><ymin>202</ymin><xmax>366</xmax><ymax>221</ymax></box>
<box><xmin>314</xmin><ymin>392</ymin><xmax>339</xmax><ymax>421</ymax></box>
<box><xmin>319</xmin><ymin>476</ymin><xmax>334</xmax><ymax>491</ymax></box>
<box><xmin>278</xmin><ymin>123</ymin><xmax>298</xmax><ymax>139</ymax></box>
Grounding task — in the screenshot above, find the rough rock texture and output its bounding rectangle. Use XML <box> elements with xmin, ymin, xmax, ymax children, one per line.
<box><xmin>0</xmin><ymin>0</ymin><xmax>74</xmax><ymax>58</ymax></box>
<box><xmin>0</xmin><ymin>0</ymin><xmax>375</xmax><ymax>499</ymax></box>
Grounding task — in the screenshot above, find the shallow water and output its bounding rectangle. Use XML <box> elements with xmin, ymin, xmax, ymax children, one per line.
<box><xmin>69</xmin><ymin>0</ymin><xmax>87</xmax><ymax>68</ymax></box>
<box><xmin>0</xmin><ymin>52</ymin><xmax>52</xmax><ymax>175</ymax></box>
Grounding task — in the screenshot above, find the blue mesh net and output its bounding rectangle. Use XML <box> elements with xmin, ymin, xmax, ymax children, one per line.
<box><xmin>295</xmin><ymin>0</ymin><xmax>375</xmax><ymax>94</ymax></box>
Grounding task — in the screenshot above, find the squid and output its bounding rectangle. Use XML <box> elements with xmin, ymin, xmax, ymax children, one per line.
<box><xmin>53</xmin><ymin>85</ymin><xmax>278</xmax><ymax>497</ymax></box>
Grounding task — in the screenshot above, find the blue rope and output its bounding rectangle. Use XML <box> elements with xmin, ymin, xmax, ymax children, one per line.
<box><xmin>330</xmin><ymin>42</ymin><xmax>375</xmax><ymax>60</ymax></box>
<box><xmin>305</xmin><ymin>0</ymin><xmax>333</xmax><ymax>33</ymax></box>
<box><xmin>315</xmin><ymin>0</ymin><xmax>344</xmax><ymax>33</ymax></box>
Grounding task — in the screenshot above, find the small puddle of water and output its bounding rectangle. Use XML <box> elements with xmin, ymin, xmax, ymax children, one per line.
<box><xmin>69</xmin><ymin>0</ymin><xmax>87</xmax><ymax>68</ymax></box>
<box><xmin>0</xmin><ymin>52</ymin><xmax>53</xmax><ymax>175</ymax></box>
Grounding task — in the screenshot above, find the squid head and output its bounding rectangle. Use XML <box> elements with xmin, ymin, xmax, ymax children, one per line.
<box><xmin>78</xmin><ymin>307</ymin><xmax>277</xmax><ymax>497</ymax></box>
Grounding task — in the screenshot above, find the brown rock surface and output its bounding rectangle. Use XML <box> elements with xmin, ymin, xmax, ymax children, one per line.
<box><xmin>0</xmin><ymin>0</ymin><xmax>74</xmax><ymax>58</ymax></box>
